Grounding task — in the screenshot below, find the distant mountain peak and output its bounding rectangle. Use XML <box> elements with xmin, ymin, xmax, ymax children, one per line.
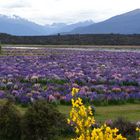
<box><xmin>129</xmin><ymin>8</ymin><xmax>140</xmax><ymax>13</ymax></box>
<box><xmin>70</xmin><ymin>9</ymin><xmax>140</xmax><ymax>34</ymax></box>
<box><xmin>45</xmin><ymin>20</ymin><xmax>94</xmax><ymax>34</ymax></box>
<box><xmin>0</xmin><ymin>14</ymin><xmax>47</xmax><ymax>35</ymax></box>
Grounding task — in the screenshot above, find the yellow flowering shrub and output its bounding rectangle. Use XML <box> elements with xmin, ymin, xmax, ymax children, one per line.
<box><xmin>68</xmin><ymin>87</ymin><xmax>127</xmax><ymax>140</ymax></box>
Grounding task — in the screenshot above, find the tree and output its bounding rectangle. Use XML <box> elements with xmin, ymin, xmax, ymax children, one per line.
<box><xmin>22</xmin><ymin>100</ymin><xmax>66</xmax><ymax>140</ymax></box>
<box><xmin>0</xmin><ymin>101</ymin><xmax>21</xmax><ymax>140</ymax></box>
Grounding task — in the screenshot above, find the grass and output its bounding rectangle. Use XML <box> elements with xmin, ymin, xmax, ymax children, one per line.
<box><xmin>95</xmin><ymin>104</ymin><xmax>140</xmax><ymax>123</ymax></box>
<box><xmin>57</xmin><ymin>104</ymin><xmax>140</xmax><ymax>123</ymax></box>
<box><xmin>1</xmin><ymin>99</ymin><xmax>139</xmax><ymax>123</ymax></box>
<box><xmin>0</xmin><ymin>99</ymin><xmax>140</xmax><ymax>122</ymax></box>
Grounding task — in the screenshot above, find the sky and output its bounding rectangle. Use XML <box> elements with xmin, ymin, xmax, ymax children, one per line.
<box><xmin>0</xmin><ymin>0</ymin><xmax>140</xmax><ymax>25</ymax></box>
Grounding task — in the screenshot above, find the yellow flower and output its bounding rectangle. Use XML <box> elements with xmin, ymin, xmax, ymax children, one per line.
<box><xmin>72</xmin><ymin>87</ymin><xmax>79</xmax><ymax>96</ymax></box>
<box><xmin>67</xmin><ymin>119</ymin><xmax>70</xmax><ymax>124</ymax></box>
<box><xmin>136</xmin><ymin>127</ymin><xmax>140</xmax><ymax>131</ymax></box>
<box><xmin>136</xmin><ymin>127</ymin><xmax>140</xmax><ymax>140</ymax></box>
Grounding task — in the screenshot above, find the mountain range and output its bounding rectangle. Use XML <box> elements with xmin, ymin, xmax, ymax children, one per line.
<box><xmin>0</xmin><ymin>9</ymin><xmax>140</xmax><ymax>35</ymax></box>
<box><xmin>0</xmin><ymin>15</ymin><xmax>94</xmax><ymax>35</ymax></box>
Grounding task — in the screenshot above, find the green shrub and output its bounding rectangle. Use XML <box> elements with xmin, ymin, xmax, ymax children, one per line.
<box><xmin>0</xmin><ymin>101</ymin><xmax>21</xmax><ymax>140</ymax></box>
<box><xmin>46</xmin><ymin>78</ymin><xmax>68</xmax><ymax>85</ymax></box>
<box><xmin>111</xmin><ymin>117</ymin><xmax>137</xmax><ymax>138</ymax></box>
<box><xmin>22</xmin><ymin>100</ymin><xmax>67</xmax><ymax>140</ymax></box>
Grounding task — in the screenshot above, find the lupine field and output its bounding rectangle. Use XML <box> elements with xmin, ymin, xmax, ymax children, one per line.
<box><xmin>0</xmin><ymin>47</ymin><xmax>140</xmax><ymax>105</ymax></box>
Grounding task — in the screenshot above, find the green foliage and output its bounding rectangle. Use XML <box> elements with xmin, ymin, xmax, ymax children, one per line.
<box><xmin>74</xmin><ymin>79</ymin><xmax>86</xmax><ymax>86</ymax></box>
<box><xmin>46</xmin><ymin>78</ymin><xmax>68</xmax><ymax>85</ymax></box>
<box><xmin>119</xmin><ymin>80</ymin><xmax>139</xmax><ymax>86</ymax></box>
<box><xmin>22</xmin><ymin>100</ymin><xmax>67</xmax><ymax>140</ymax></box>
<box><xmin>111</xmin><ymin>117</ymin><xmax>137</xmax><ymax>138</ymax></box>
<box><xmin>0</xmin><ymin>101</ymin><xmax>21</xmax><ymax>140</ymax></box>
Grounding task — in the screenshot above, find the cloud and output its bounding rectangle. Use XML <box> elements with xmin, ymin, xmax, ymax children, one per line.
<box><xmin>0</xmin><ymin>0</ymin><xmax>140</xmax><ymax>24</ymax></box>
<box><xmin>6</xmin><ymin>3</ymin><xmax>30</xmax><ymax>9</ymax></box>
<box><xmin>0</xmin><ymin>0</ymin><xmax>31</xmax><ymax>9</ymax></box>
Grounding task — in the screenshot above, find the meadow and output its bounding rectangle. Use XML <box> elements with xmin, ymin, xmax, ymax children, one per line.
<box><xmin>0</xmin><ymin>46</ymin><xmax>140</xmax><ymax>139</ymax></box>
<box><xmin>0</xmin><ymin>46</ymin><xmax>140</xmax><ymax>105</ymax></box>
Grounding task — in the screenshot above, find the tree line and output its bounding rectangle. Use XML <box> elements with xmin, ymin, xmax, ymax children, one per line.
<box><xmin>0</xmin><ymin>33</ymin><xmax>140</xmax><ymax>45</ymax></box>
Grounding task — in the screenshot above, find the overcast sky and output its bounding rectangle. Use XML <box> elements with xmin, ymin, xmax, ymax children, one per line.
<box><xmin>0</xmin><ymin>0</ymin><xmax>140</xmax><ymax>25</ymax></box>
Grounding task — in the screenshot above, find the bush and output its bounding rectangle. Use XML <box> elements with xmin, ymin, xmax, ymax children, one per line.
<box><xmin>0</xmin><ymin>100</ymin><xmax>21</xmax><ymax>140</ymax></box>
<box><xmin>68</xmin><ymin>90</ymin><xmax>127</xmax><ymax>140</ymax></box>
<box><xmin>22</xmin><ymin>100</ymin><xmax>67</xmax><ymax>140</ymax></box>
<box><xmin>111</xmin><ymin>117</ymin><xmax>137</xmax><ymax>138</ymax></box>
